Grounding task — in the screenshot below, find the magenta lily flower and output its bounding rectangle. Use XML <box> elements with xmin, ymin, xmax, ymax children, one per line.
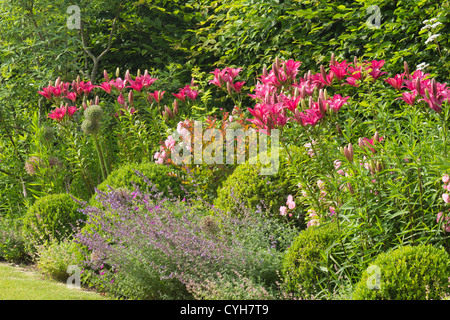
<box><xmin>384</xmin><ymin>74</ymin><xmax>404</xmax><ymax>91</ymax></box>
<box><xmin>173</xmin><ymin>90</ymin><xmax>186</xmax><ymax>102</ymax></box>
<box><xmin>97</xmin><ymin>81</ymin><xmax>112</xmax><ymax>94</ymax></box>
<box><xmin>231</xmin><ymin>81</ymin><xmax>245</xmax><ymax>93</ymax></box>
<box><xmin>38</xmin><ymin>87</ymin><xmax>53</xmax><ymax>100</ymax></box>
<box><xmin>110</xmin><ymin>78</ymin><xmax>127</xmax><ymax>92</ymax></box>
<box><xmin>330</xmin><ymin>60</ymin><xmax>348</xmax><ymax>80</ymax></box>
<box><xmin>78</xmin><ymin>81</ymin><xmax>95</xmax><ymax>96</ymax></box>
<box><xmin>148</xmin><ymin>90</ymin><xmax>165</xmax><ymax>103</ymax></box>
<box><xmin>65</xmin><ymin>92</ymin><xmax>77</xmax><ymax>102</ymax></box>
<box><xmin>396</xmin><ymin>91</ymin><xmax>417</xmax><ymax>105</ymax></box>
<box><xmin>48</xmin><ymin>107</ymin><xmax>66</xmax><ymax>121</ymax></box>
<box><xmin>67</xmin><ymin>106</ymin><xmax>77</xmax><ymax>117</ymax></box>
<box><xmin>117</xmin><ymin>93</ymin><xmax>125</xmax><ymax>105</ymax></box>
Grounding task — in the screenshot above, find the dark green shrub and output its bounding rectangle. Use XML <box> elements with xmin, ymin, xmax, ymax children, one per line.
<box><xmin>281</xmin><ymin>223</ymin><xmax>342</xmax><ymax>298</ymax></box>
<box><xmin>91</xmin><ymin>161</ymin><xmax>188</xmax><ymax>206</ymax></box>
<box><xmin>0</xmin><ymin>217</ymin><xmax>29</xmax><ymax>263</ymax></box>
<box><xmin>213</xmin><ymin>147</ymin><xmax>300</xmax><ymax>219</ymax></box>
<box><xmin>353</xmin><ymin>244</ymin><xmax>450</xmax><ymax>300</ymax></box>
<box><xmin>22</xmin><ymin>193</ymin><xmax>84</xmax><ymax>252</ymax></box>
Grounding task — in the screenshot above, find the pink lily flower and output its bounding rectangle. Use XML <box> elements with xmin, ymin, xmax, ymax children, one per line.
<box><xmin>384</xmin><ymin>74</ymin><xmax>404</xmax><ymax>90</ymax></box>
<box><xmin>65</xmin><ymin>92</ymin><xmax>78</xmax><ymax>102</ymax></box>
<box><xmin>110</xmin><ymin>78</ymin><xmax>127</xmax><ymax>92</ymax></box>
<box><xmin>396</xmin><ymin>91</ymin><xmax>417</xmax><ymax>105</ymax></box>
<box><xmin>330</xmin><ymin>60</ymin><xmax>348</xmax><ymax>80</ymax></box>
<box><xmin>148</xmin><ymin>90</ymin><xmax>165</xmax><ymax>103</ymax></box>
<box><xmin>48</xmin><ymin>107</ymin><xmax>67</xmax><ymax>121</ymax></box>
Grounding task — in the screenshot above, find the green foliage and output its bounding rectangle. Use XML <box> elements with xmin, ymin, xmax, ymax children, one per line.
<box><xmin>213</xmin><ymin>147</ymin><xmax>301</xmax><ymax>221</ymax></box>
<box><xmin>22</xmin><ymin>193</ymin><xmax>84</xmax><ymax>252</ymax></box>
<box><xmin>191</xmin><ymin>0</ymin><xmax>450</xmax><ymax>84</ymax></box>
<box><xmin>0</xmin><ymin>217</ymin><xmax>29</xmax><ymax>263</ymax></box>
<box><xmin>92</xmin><ymin>161</ymin><xmax>188</xmax><ymax>204</ymax></box>
<box><xmin>353</xmin><ymin>244</ymin><xmax>450</xmax><ymax>300</ymax></box>
<box><xmin>281</xmin><ymin>223</ymin><xmax>342</xmax><ymax>298</ymax></box>
<box><xmin>36</xmin><ymin>238</ymin><xmax>87</xmax><ymax>282</ymax></box>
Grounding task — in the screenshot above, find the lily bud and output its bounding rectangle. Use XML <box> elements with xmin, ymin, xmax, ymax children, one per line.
<box><xmin>339</xmin><ymin>147</ymin><xmax>345</xmax><ymax>157</ymax></box>
<box><xmin>293</xmin><ymin>87</ymin><xmax>299</xmax><ymax>98</ymax></box>
<box><xmin>227</xmin><ymin>81</ymin><xmax>233</xmax><ymax>95</ymax></box>
<box><xmin>217</xmin><ymin>73</ymin><xmax>223</xmax><ymax>87</ymax></box>
<box><xmin>373</xmin><ymin>131</ymin><xmax>380</xmax><ymax>143</ymax></box>
<box><xmin>103</xmin><ymin>70</ymin><xmax>110</xmax><ymax>82</ymax></box>
<box><xmin>320</xmin><ymin>65</ymin><xmax>327</xmax><ymax>82</ymax></box>
<box><xmin>272</xmin><ymin>62</ymin><xmax>280</xmax><ymax>81</ymax></box>
<box><xmin>336</xmin><ymin>124</ymin><xmax>343</xmax><ymax>136</ymax></box>
<box><xmin>125</xmin><ymin>69</ymin><xmax>130</xmax><ymax>81</ymax></box>
<box><xmin>369</xmin><ymin>159</ymin><xmax>376</xmax><ymax>175</ymax></box>
<box><xmin>324</xmin><ymin>88</ymin><xmax>328</xmax><ymax>101</ymax></box>
<box><xmin>144</xmin><ymin>69</ymin><xmax>149</xmax><ymax>77</ymax></box>
<box><xmin>425</xmin><ymin>88</ymin><xmax>431</xmax><ymax>101</ymax></box>
<box><xmin>300</xmin><ymin>98</ymin><xmax>307</xmax><ymax>110</ymax></box>
<box><xmin>358</xmin><ymin>137</ymin><xmax>364</xmax><ymax>149</ymax></box>
<box><xmin>55</xmin><ymin>77</ymin><xmax>61</xmax><ymax>87</ymax></box>
<box><xmin>330</xmin><ymin>53</ymin><xmax>335</xmax><ymax>66</ymax></box>
<box><xmin>431</xmin><ymin>78</ymin><xmax>437</xmax><ymax>97</ymax></box>
<box><xmin>76</xmin><ymin>75</ymin><xmax>81</xmax><ymax>85</ymax></box>
<box><xmin>137</xmin><ymin>69</ymin><xmax>141</xmax><ymax>78</ymax></box>
<box><xmin>300</xmin><ymin>86</ymin><xmax>306</xmax><ymax>99</ymax></box>
<box><xmin>376</xmin><ymin>160</ymin><xmax>384</xmax><ymax>173</ymax></box>
<box><xmin>415</xmin><ymin>77</ymin><xmax>421</xmax><ymax>94</ymax></box>
<box><xmin>354</xmin><ymin>56</ymin><xmax>358</xmax><ymax>67</ymax></box>
<box><xmin>275</xmin><ymin>57</ymin><xmax>281</xmax><ymax>70</ymax></box>
<box><xmin>116</xmin><ymin>67</ymin><xmax>120</xmax><ymax>78</ymax></box>
<box><xmin>173</xmin><ymin>99</ymin><xmax>179</xmax><ymax>116</ymax></box>
<box><xmin>95</xmin><ymin>95</ymin><xmax>100</xmax><ymax>105</ymax></box>
<box><xmin>262</xmin><ymin>65</ymin><xmax>268</xmax><ymax>78</ymax></box>
<box><xmin>347</xmin><ymin>182</ymin><xmax>354</xmax><ymax>194</ymax></box>
<box><xmin>319</xmin><ymin>89</ymin><xmax>325</xmax><ymax>101</ymax></box>
<box><xmin>318</xmin><ymin>97</ymin><xmax>325</xmax><ymax>114</ymax></box>
<box><xmin>72</xmin><ymin>80</ymin><xmax>78</xmax><ymax>93</ymax></box>
<box><xmin>128</xmin><ymin>90</ymin><xmax>134</xmax><ymax>105</ymax></box>
<box><xmin>404</xmin><ymin>61</ymin><xmax>410</xmax><ymax>78</ymax></box>
<box><xmin>82</xmin><ymin>101</ymin><xmax>88</xmax><ymax>110</ymax></box>
<box><xmin>309</xmin><ymin>96</ymin><xmax>314</xmax><ymax>108</ymax></box>
<box><xmin>164</xmin><ymin>105</ymin><xmax>173</xmax><ymax>119</ymax></box>
<box><xmin>344</xmin><ymin>143</ymin><xmax>354</xmax><ymax>163</ymax></box>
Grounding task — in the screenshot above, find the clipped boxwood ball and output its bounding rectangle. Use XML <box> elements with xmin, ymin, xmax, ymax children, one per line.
<box><xmin>213</xmin><ymin>146</ymin><xmax>300</xmax><ymax>217</ymax></box>
<box><xmin>281</xmin><ymin>223</ymin><xmax>342</xmax><ymax>297</ymax></box>
<box><xmin>22</xmin><ymin>193</ymin><xmax>84</xmax><ymax>251</ymax></box>
<box><xmin>353</xmin><ymin>244</ymin><xmax>450</xmax><ymax>300</ymax></box>
<box><xmin>91</xmin><ymin>161</ymin><xmax>187</xmax><ymax>206</ymax></box>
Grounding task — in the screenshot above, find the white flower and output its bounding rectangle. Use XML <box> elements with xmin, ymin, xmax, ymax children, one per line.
<box><xmin>416</xmin><ymin>62</ymin><xmax>429</xmax><ymax>70</ymax></box>
<box><xmin>425</xmin><ymin>33</ymin><xmax>441</xmax><ymax>45</ymax></box>
<box><xmin>430</xmin><ymin>21</ymin><xmax>442</xmax><ymax>29</ymax></box>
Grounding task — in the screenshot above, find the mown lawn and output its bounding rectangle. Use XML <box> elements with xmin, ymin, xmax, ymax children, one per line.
<box><xmin>0</xmin><ymin>262</ymin><xmax>109</xmax><ymax>300</ymax></box>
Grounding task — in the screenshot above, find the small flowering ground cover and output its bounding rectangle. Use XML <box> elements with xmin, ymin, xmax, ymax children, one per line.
<box><xmin>0</xmin><ymin>262</ymin><xmax>109</xmax><ymax>300</ymax></box>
